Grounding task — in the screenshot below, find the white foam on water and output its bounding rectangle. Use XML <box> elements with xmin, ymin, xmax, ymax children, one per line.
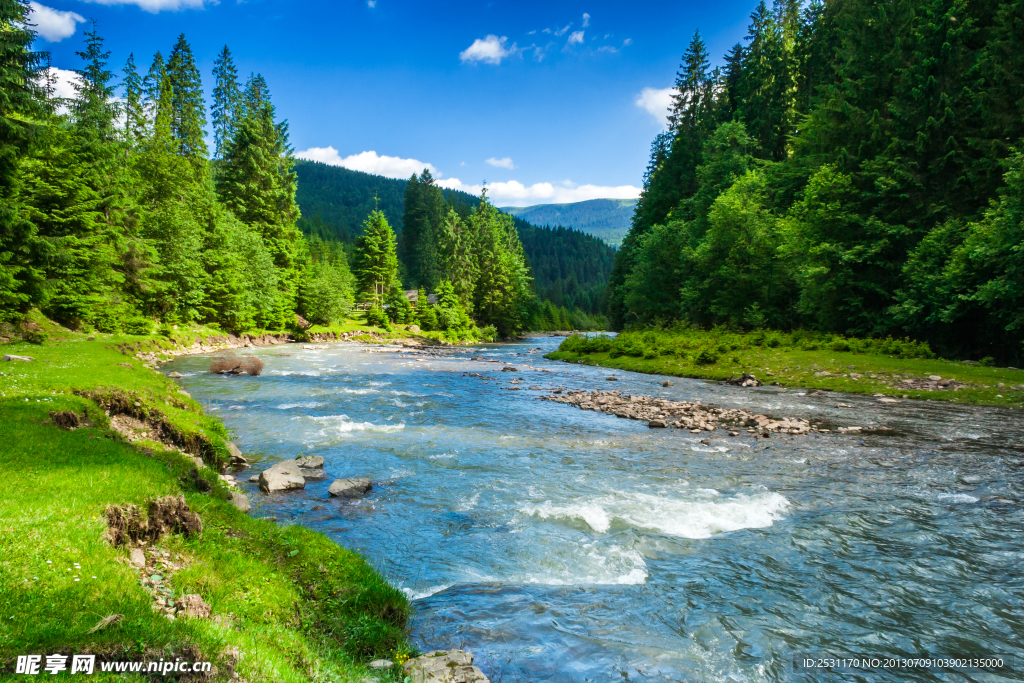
<box><xmin>310</xmin><ymin>414</ymin><xmax>405</xmax><ymax>436</ymax></box>
<box><xmin>938</xmin><ymin>493</ymin><xmax>979</xmax><ymax>504</ymax></box>
<box><xmin>523</xmin><ymin>489</ymin><xmax>790</xmax><ymax>539</ymax></box>
<box><xmin>403</xmin><ymin>584</ymin><xmax>453</xmax><ymax>600</ymax></box>
<box><xmin>457</xmin><ymin>491</ymin><xmax>480</xmax><ymax>511</ymax></box>
<box><xmin>276</xmin><ymin>401</ymin><xmax>327</xmax><ymax>410</ymax></box>
<box><xmin>429</xmin><ymin>451</ymin><xmax>457</xmax><ymax>460</ymax></box>
<box><xmin>516</xmin><ymin>542</ymin><xmax>648</xmax><ymax>586</ymax></box>
<box><xmin>269</xmin><ymin>369</ymin><xmax>322</xmax><ymax>377</ymax></box>
<box><xmin>523</xmin><ymin>501</ymin><xmax>613</xmax><ymax>533</ymax></box>
<box><xmin>336</xmin><ymin>388</ymin><xmax>375</xmax><ymax>395</ymax></box>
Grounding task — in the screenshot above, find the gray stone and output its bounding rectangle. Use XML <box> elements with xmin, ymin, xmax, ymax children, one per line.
<box><xmin>231</xmin><ymin>492</ymin><xmax>251</xmax><ymax>513</ymax></box>
<box><xmin>258</xmin><ymin>460</ymin><xmax>306</xmax><ymax>493</ymax></box>
<box><xmin>404</xmin><ymin>650</ymin><xmax>489</xmax><ymax>683</ymax></box>
<box><xmin>249</xmin><ymin>474</ymin><xmax>259</xmax><ymax>483</ymax></box>
<box><xmin>295</xmin><ymin>455</ymin><xmax>324</xmax><ymax>469</ymax></box>
<box><xmin>2</xmin><ymin>354</ymin><xmax>33</xmax><ymax>362</ymax></box>
<box><xmin>369</xmin><ymin>659</ymin><xmax>393</xmax><ymax>669</ymax></box>
<box><xmin>648</xmin><ymin>419</ymin><xmax>667</xmax><ymax>428</ymax></box>
<box><xmin>662</xmin><ymin>380</ymin><xmax>673</xmax><ymax>387</ymax></box>
<box><xmin>129</xmin><ymin>548</ymin><xmax>146</xmax><ymax>569</ymax></box>
<box><xmin>167</xmin><ymin>371</ymin><xmax>184</xmax><ymax>379</ymax></box>
<box><xmin>226</xmin><ymin>441</ymin><xmax>248</xmax><ymax>465</ymax></box>
<box><xmin>300</xmin><ymin>468</ymin><xmax>326</xmax><ymax>480</ymax></box>
<box><xmin>407</xmin><ymin>324</ymin><xmax>421</xmax><ymax>334</ymax></box>
<box><xmin>606</xmin><ymin>376</ymin><xmax>618</xmax><ymax>381</ymax></box>
<box><xmin>501</xmin><ymin>366</ymin><xmax>518</xmax><ymax>372</ymax></box>
<box><xmin>328</xmin><ymin>478</ymin><xmax>372</xmax><ymax>498</ymax></box>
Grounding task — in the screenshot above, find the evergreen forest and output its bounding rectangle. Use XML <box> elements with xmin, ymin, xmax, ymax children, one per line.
<box><xmin>0</xmin><ymin>4</ymin><xmax>607</xmax><ymax>339</ymax></box>
<box><xmin>611</xmin><ymin>0</ymin><xmax>1024</xmax><ymax>364</ymax></box>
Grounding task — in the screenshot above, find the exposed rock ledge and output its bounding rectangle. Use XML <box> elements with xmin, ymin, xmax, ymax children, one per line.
<box><xmin>542</xmin><ymin>390</ymin><xmax>816</xmax><ymax>435</ymax></box>
<box><xmin>404</xmin><ymin>650</ymin><xmax>490</xmax><ymax>682</ymax></box>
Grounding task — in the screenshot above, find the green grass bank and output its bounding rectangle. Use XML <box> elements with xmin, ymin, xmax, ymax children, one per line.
<box><xmin>547</xmin><ymin>329</ymin><xmax>1024</xmax><ymax>409</ymax></box>
<box><xmin>0</xmin><ymin>318</ymin><xmax>413</xmax><ymax>681</ymax></box>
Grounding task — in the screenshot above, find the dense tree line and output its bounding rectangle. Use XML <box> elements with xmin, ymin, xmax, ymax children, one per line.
<box><xmin>610</xmin><ymin>0</ymin><xmax>1024</xmax><ymax>362</ymax></box>
<box><xmin>0</xmin><ymin>4</ymin><xmax>353</xmax><ymax>333</ymax></box>
<box><xmin>295</xmin><ymin>161</ymin><xmax>615</xmax><ymax>320</ymax></box>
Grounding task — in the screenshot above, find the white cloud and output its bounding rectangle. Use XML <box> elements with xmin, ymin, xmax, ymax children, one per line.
<box><xmin>623</xmin><ymin>38</ymin><xmax>632</xmax><ymax>46</ymax></box>
<box><xmin>436</xmin><ymin>177</ymin><xmax>641</xmax><ymax>207</ymax></box>
<box><xmin>485</xmin><ymin>156</ymin><xmax>515</xmax><ymax>170</ymax></box>
<box><xmin>28</xmin><ymin>2</ymin><xmax>84</xmax><ymax>42</ymax></box>
<box><xmin>566</xmin><ymin>30</ymin><xmax>585</xmax><ymax>46</ymax></box>
<box><xmin>460</xmin><ymin>35</ymin><xmax>516</xmax><ymax>65</ymax></box>
<box><xmin>295</xmin><ymin>147</ymin><xmax>438</xmax><ymax>179</ymax></box>
<box><xmin>636</xmin><ymin>86</ymin><xmax>676</xmax><ymax>127</ymax></box>
<box><xmin>527</xmin><ymin>29</ymin><xmax>536</xmax><ymax>35</ymax></box>
<box><xmin>553</xmin><ymin>24</ymin><xmax>571</xmax><ymax>36</ymax></box>
<box><xmin>582</xmin><ymin>12</ymin><xmax>590</xmax><ymax>28</ymax></box>
<box><xmin>77</xmin><ymin>0</ymin><xmax>207</xmax><ymax>13</ymax></box>
<box><xmin>367</xmin><ymin>0</ymin><xmax>375</xmax><ymax>6</ymax></box>
<box><xmin>43</xmin><ymin>66</ymin><xmax>81</xmax><ymax>102</ymax></box>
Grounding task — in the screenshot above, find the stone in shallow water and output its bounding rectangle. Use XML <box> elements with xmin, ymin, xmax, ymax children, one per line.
<box><xmin>328</xmin><ymin>478</ymin><xmax>372</xmax><ymax>498</ymax></box>
<box><xmin>295</xmin><ymin>455</ymin><xmax>323</xmax><ymax>469</ymax></box>
<box><xmin>403</xmin><ymin>650</ymin><xmax>490</xmax><ymax>683</ymax></box>
<box><xmin>258</xmin><ymin>461</ymin><xmax>306</xmax><ymax>493</ymax></box>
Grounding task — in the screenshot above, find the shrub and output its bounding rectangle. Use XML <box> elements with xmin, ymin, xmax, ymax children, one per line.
<box><xmin>123</xmin><ymin>317</ymin><xmax>153</xmax><ymax>335</ymax></box>
<box><xmin>693</xmin><ymin>347</ymin><xmax>719</xmax><ymax>365</ymax></box>
<box><xmin>365</xmin><ymin>306</ymin><xmax>390</xmax><ymax>329</ymax></box>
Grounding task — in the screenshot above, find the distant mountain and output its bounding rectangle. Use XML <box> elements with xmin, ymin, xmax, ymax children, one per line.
<box><xmin>293</xmin><ymin>160</ymin><xmax>615</xmax><ymax>314</ymax></box>
<box><xmin>503</xmin><ymin>198</ymin><xmax>637</xmax><ymax>246</ymax></box>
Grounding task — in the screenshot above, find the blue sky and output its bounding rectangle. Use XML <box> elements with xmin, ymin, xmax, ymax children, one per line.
<box><xmin>29</xmin><ymin>0</ymin><xmax>755</xmax><ymax>206</ymax></box>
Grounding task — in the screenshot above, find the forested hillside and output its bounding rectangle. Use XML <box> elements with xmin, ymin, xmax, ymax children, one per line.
<box><xmin>294</xmin><ymin>161</ymin><xmax>615</xmax><ymax>317</ymax></box>
<box><xmin>505</xmin><ymin>198</ymin><xmax>637</xmax><ymax>246</ymax></box>
<box><xmin>0</xmin><ymin>6</ymin><xmax>604</xmax><ymax>338</ymax></box>
<box><xmin>612</xmin><ymin>0</ymin><xmax>1024</xmax><ymax>363</ymax></box>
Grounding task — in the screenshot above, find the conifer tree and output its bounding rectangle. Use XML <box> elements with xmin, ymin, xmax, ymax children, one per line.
<box><xmin>166</xmin><ymin>34</ymin><xmax>206</xmax><ymax>162</ymax></box>
<box><xmin>211</xmin><ymin>45</ymin><xmax>241</xmax><ymax>159</ymax></box>
<box><xmin>353</xmin><ymin>209</ymin><xmax>399</xmax><ymax>306</ymax></box>
<box><xmin>72</xmin><ymin>22</ymin><xmax>117</xmax><ymax>143</ymax></box>
<box><xmin>0</xmin><ymin>0</ymin><xmax>46</xmax><ymax>320</ymax></box>
<box><xmin>121</xmin><ymin>54</ymin><xmax>146</xmax><ymax>146</ymax></box>
<box><xmin>143</xmin><ymin>52</ymin><xmax>164</xmax><ymax>113</ymax></box>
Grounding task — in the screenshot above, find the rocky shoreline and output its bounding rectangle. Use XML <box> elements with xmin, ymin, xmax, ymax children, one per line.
<box><xmin>542</xmin><ymin>389</ymin><xmax>817</xmax><ymax>435</ymax></box>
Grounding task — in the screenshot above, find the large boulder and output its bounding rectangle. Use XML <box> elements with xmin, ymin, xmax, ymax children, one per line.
<box><xmin>328</xmin><ymin>478</ymin><xmax>372</xmax><ymax>498</ymax></box>
<box><xmin>258</xmin><ymin>461</ymin><xmax>306</xmax><ymax>493</ymax></box>
<box><xmin>225</xmin><ymin>441</ymin><xmax>248</xmax><ymax>465</ymax></box>
<box><xmin>404</xmin><ymin>650</ymin><xmax>490</xmax><ymax>683</ymax></box>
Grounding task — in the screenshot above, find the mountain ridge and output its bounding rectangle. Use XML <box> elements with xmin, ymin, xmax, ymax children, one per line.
<box><xmin>503</xmin><ymin>198</ymin><xmax>637</xmax><ymax>246</ymax></box>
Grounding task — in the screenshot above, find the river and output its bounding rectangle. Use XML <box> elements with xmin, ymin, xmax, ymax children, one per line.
<box><xmin>165</xmin><ymin>335</ymin><xmax>1023</xmax><ymax>682</ymax></box>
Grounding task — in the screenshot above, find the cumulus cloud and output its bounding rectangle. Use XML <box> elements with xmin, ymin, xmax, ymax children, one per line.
<box><xmin>28</xmin><ymin>2</ymin><xmax>84</xmax><ymax>42</ymax></box>
<box><xmin>295</xmin><ymin>148</ymin><xmax>438</xmax><ymax>179</ymax></box>
<box><xmin>436</xmin><ymin>177</ymin><xmax>641</xmax><ymax>207</ymax></box>
<box><xmin>582</xmin><ymin>12</ymin><xmax>590</xmax><ymax>28</ymax></box>
<box><xmin>636</xmin><ymin>86</ymin><xmax>676</xmax><ymax>127</ymax></box>
<box><xmin>485</xmin><ymin>156</ymin><xmax>515</xmax><ymax>170</ymax></box>
<box><xmin>367</xmin><ymin>0</ymin><xmax>375</xmax><ymax>6</ymax></box>
<box><xmin>77</xmin><ymin>0</ymin><xmax>206</xmax><ymax>13</ymax></box>
<box><xmin>460</xmin><ymin>35</ymin><xmax>516</xmax><ymax>65</ymax></box>
<box><xmin>42</xmin><ymin>66</ymin><xmax>81</xmax><ymax>102</ymax></box>
<box><xmin>566</xmin><ymin>30</ymin><xmax>585</xmax><ymax>46</ymax></box>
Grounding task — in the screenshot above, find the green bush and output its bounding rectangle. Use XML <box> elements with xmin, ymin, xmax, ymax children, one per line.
<box><xmin>365</xmin><ymin>306</ymin><xmax>390</xmax><ymax>329</ymax></box>
<box><xmin>123</xmin><ymin>317</ymin><xmax>153</xmax><ymax>335</ymax></box>
<box><xmin>693</xmin><ymin>347</ymin><xmax>719</xmax><ymax>365</ymax></box>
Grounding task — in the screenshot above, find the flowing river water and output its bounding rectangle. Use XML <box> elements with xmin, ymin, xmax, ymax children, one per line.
<box><xmin>165</xmin><ymin>336</ymin><xmax>1023</xmax><ymax>682</ymax></box>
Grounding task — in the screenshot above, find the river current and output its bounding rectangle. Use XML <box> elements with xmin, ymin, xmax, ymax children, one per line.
<box><xmin>165</xmin><ymin>336</ymin><xmax>1023</xmax><ymax>682</ymax></box>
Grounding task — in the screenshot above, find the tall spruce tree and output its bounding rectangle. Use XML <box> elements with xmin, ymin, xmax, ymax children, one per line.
<box><xmin>121</xmin><ymin>54</ymin><xmax>146</xmax><ymax>147</ymax></box>
<box><xmin>211</xmin><ymin>45</ymin><xmax>241</xmax><ymax>159</ymax></box>
<box><xmin>353</xmin><ymin>209</ymin><xmax>399</xmax><ymax>305</ymax></box>
<box><xmin>165</xmin><ymin>34</ymin><xmax>206</xmax><ymax>162</ymax></box>
<box><xmin>0</xmin><ymin>0</ymin><xmax>45</xmax><ymax>320</ymax></box>
<box><xmin>142</xmin><ymin>52</ymin><xmax>164</xmax><ymax>115</ymax></box>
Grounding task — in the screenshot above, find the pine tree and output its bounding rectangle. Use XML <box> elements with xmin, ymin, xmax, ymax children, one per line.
<box><xmin>211</xmin><ymin>45</ymin><xmax>241</xmax><ymax>159</ymax></box>
<box><xmin>121</xmin><ymin>54</ymin><xmax>146</xmax><ymax>146</ymax></box>
<box><xmin>143</xmin><ymin>52</ymin><xmax>164</xmax><ymax>114</ymax></box>
<box><xmin>165</xmin><ymin>34</ymin><xmax>206</xmax><ymax>162</ymax></box>
<box><xmin>736</xmin><ymin>1</ymin><xmax>793</xmax><ymax>160</ymax></box>
<box><xmin>0</xmin><ymin>0</ymin><xmax>46</xmax><ymax>320</ymax></box>
<box><xmin>72</xmin><ymin>21</ymin><xmax>117</xmax><ymax>143</ymax></box>
<box><xmin>353</xmin><ymin>209</ymin><xmax>399</xmax><ymax>305</ymax></box>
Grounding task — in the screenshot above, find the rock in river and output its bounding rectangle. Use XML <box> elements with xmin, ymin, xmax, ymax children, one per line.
<box><xmin>295</xmin><ymin>455</ymin><xmax>324</xmax><ymax>469</ymax></box>
<box><xmin>328</xmin><ymin>478</ymin><xmax>372</xmax><ymax>498</ymax></box>
<box><xmin>403</xmin><ymin>650</ymin><xmax>490</xmax><ymax>683</ymax></box>
<box><xmin>258</xmin><ymin>460</ymin><xmax>306</xmax><ymax>493</ymax></box>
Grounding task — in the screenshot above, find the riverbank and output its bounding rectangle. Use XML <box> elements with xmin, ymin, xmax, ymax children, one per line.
<box><xmin>0</xmin><ymin>320</ymin><xmax>413</xmax><ymax>681</ymax></box>
<box><xmin>546</xmin><ymin>330</ymin><xmax>1024</xmax><ymax>409</ymax></box>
